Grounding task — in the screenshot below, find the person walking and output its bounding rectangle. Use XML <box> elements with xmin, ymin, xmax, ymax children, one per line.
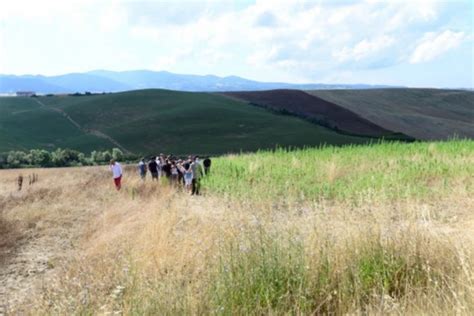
<box><xmin>156</xmin><ymin>156</ymin><xmax>162</xmax><ymax>179</ymax></box>
<box><xmin>109</xmin><ymin>159</ymin><xmax>123</xmax><ymax>190</ymax></box>
<box><xmin>162</xmin><ymin>159</ymin><xmax>172</xmax><ymax>180</ymax></box>
<box><xmin>190</xmin><ymin>156</ymin><xmax>204</xmax><ymax>195</ymax></box>
<box><xmin>179</xmin><ymin>161</ymin><xmax>193</xmax><ymax>193</ymax></box>
<box><xmin>170</xmin><ymin>162</ymin><xmax>179</xmax><ymax>185</ymax></box>
<box><xmin>138</xmin><ymin>158</ymin><xmax>147</xmax><ymax>180</ymax></box>
<box><xmin>203</xmin><ymin>157</ymin><xmax>211</xmax><ymax>175</ymax></box>
<box><xmin>148</xmin><ymin>157</ymin><xmax>159</xmax><ymax>181</ymax></box>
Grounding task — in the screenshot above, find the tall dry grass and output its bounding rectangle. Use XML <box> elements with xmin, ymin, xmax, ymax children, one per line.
<box><xmin>0</xmin><ymin>141</ymin><xmax>472</xmax><ymax>315</ymax></box>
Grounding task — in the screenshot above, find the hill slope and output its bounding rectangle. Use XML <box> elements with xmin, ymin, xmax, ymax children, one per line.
<box><xmin>308</xmin><ymin>88</ymin><xmax>474</xmax><ymax>140</ymax></box>
<box><xmin>0</xmin><ymin>89</ymin><xmax>373</xmax><ymax>154</ymax></box>
<box><xmin>223</xmin><ymin>89</ymin><xmax>408</xmax><ymax>138</ymax></box>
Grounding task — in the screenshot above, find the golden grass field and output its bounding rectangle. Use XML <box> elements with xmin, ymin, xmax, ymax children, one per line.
<box><xmin>0</xmin><ymin>141</ymin><xmax>473</xmax><ymax>315</ymax></box>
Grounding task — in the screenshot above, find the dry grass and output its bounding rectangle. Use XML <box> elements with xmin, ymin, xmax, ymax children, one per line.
<box><xmin>0</xmin><ymin>212</ymin><xmax>20</xmax><ymax>265</ymax></box>
<box><xmin>0</xmin><ymin>142</ymin><xmax>473</xmax><ymax>315</ymax></box>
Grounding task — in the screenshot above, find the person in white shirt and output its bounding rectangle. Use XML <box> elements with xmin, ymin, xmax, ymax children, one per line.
<box><xmin>109</xmin><ymin>159</ymin><xmax>123</xmax><ymax>190</ymax></box>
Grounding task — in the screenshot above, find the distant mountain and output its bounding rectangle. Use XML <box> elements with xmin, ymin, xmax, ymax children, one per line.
<box><xmin>0</xmin><ymin>70</ymin><xmax>393</xmax><ymax>94</ymax></box>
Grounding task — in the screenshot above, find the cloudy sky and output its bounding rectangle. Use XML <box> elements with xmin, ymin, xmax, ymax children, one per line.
<box><xmin>0</xmin><ymin>0</ymin><xmax>472</xmax><ymax>88</ymax></box>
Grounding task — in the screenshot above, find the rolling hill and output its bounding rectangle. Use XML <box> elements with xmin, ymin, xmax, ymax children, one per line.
<box><xmin>0</xmin><ymin>89</ymin><xmax>373</xmax><ymax>154</ymax></box>
<box><xmin>1</xmin><ymin>88</ymin><xmax>471</xmax><ymax>155</ymax></box>
<box><xmin>222</xmin><ymin>89</ymin><xmax>411</xmax><ymax>139</ymax></box>
<box><xmin>308</xmin><ymin>89</ymin><xmax>474</xmax><ymax>140</ymax></box>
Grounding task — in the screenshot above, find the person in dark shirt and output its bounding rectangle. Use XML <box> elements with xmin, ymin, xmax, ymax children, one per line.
<box><xmin>162</xmin><ymin>159</ymin><xmax>172</xmax><ymax>180</ymax></box>
<box><xmin>148</xmin><ymin>157</ymin><xmax>159</xmax><ymax>180</ymax></box>
<box><xmin>203</xmin><ymin>157</ymin><xmax>211</xmax><ymax>175</ymax></box>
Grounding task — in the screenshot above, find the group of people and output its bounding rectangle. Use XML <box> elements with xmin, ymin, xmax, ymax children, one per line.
<box><xmin>109</xmin><ymin>155</ymin><xmax>211</xmax><ymax>195</ymax></box>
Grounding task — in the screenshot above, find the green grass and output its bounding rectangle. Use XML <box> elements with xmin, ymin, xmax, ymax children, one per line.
<box><xmin>0</xmin><ymin>97</ymin><xmax>111</xmax><ymax>152</ymax></box>
<box><xmin>308</xmin><ymin>88</ymin><xmax>474</xmax><ymax>140</ymax></box>
<box><xmin>208</xmin><ymin>228</ymin><xmax>456</xmax><ymax>315</ymax></box>
<box><xmin>21</xmin><ymin>140</ymin><xmax>473</xmax><ymax>315</ymax></box>
<box><xmin>1</xmin><ymin>90</ymin><xmax>373</xmax><ymax>155</ymax></box>
<box><xmin>203</xmin><ymin>140</ymin><xmax>474</xmax><ymax>202</ymax></box>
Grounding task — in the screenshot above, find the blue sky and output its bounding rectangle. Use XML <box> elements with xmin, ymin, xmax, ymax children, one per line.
<box><xmin>0</xmin><ymin>0</ymin><xmax>472</xmax><ymax>88</ymax></box>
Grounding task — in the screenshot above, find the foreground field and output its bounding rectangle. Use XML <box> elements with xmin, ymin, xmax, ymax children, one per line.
<box><xmin>0</xmin><ymin>140</ymin><xmax>473</xmax><ymax>314</ymax></box>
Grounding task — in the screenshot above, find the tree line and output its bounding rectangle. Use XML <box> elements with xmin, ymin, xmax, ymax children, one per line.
<box><xmin>0</xmin><ymin>148</ymin><xmax>138</xmax><ymax>169</ymax></box>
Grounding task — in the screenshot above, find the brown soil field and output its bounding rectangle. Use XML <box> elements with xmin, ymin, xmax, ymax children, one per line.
<box><xmin>223</xmin><ymin>89</ymin><xmax>397</xmax><ymax>137</ymax></box>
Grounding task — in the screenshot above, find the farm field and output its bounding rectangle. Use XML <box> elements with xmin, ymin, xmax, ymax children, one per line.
<box><xmin>222</xmin><ymin>89</ymin><xmax>397</xmax><ymax>137</ymax></box>
<box><xmin>0</xmin><ymin>97</ymin><xmax>111</xmax><ymax>153</ymax></box>
<box><xmin>308</xmin><ymin>88</ymin><xmax>474</xmax><ymax>140</ymax></box>
<box><xmin>1</xmin><ymin>88</ymin><xmax>472</xmax><ymax>156</ymax></box>
<box><xmin>1</xmin><ymin>140</ymin><xmax>473</xmax><ymax>314</ymax></box>
<box><xmin>0</xmin><ymin>90</ymin><xmax>372</xmax><ymax>154</ymax></box>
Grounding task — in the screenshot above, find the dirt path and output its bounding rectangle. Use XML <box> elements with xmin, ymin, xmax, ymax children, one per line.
<box><xmin>32</xmin><ymin>99</ymin><xmax>132</xmax><ymax>154</ymax></box>
<box><xmin>0</xmin><ymin>166</ymin><xmax>113</xmax><ymax>314</ymax></box>
<box><xmin>0</xmin><ymin>190</ymin><xmax>91</xmax><ymax>314</ymax></box>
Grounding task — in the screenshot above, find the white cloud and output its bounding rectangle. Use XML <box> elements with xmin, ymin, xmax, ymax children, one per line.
<box><xmin>0</xmin><ymin>0</ymin><xmax>472</xmax><ymax>87</ymax></box>
<box><xmin>409</xmin><ymin>30</ymin><xmax>466</xmax><ymax>64</ymax></box>
<box><xmin>333</xmin><ymin>36</ymin><xmax>395</xmax><ymax>62</ymax></box>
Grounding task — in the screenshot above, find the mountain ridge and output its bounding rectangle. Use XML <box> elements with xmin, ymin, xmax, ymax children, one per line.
<box><xmin>0</xmin><ymin>70</ymin><xmax>397</xmax><ymax>93</ymax></box>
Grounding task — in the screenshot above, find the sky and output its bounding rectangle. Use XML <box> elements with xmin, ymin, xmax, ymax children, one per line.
<box><xmin>0</xmin><ymin>0</ymin><xmax>472</xmax><ymax>88</ymax></box>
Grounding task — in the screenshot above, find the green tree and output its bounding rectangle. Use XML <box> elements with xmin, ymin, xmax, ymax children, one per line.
<box><xmin>51</xmin><ymin>148</ymin><xmax>67</xmax><ymax>167</ymax></box>
<box><xmin>90</xmin><ymin>150</ymin><xmax>102</xmax><ymax>165</ymax></box>
<box><xmin>112</xmin><ymin>148</ymin><xmax>123</xmax><ymax>161</ymax></box>
<box><xmin>7</xmin><ymin>151</ymin><xmax>28</xmax><ymax>167</ymax></box>
<box><xmin>102</xmin><ymin>150</ymin><xmax>112</xmax><ymax>163</ymax></box>
<box><xmin>29</xmin><ymin>149</ymin><xmax>52</xmax><ymax>167</ymax></box>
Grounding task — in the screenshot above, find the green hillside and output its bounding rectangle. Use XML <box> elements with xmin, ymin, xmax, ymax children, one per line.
<box><xmin>0</xmin><ymin>90</ymin><xmax>372</xmax><ymax>154</ymax></box>
<box><xmin>308</xmin><ymin>89</ymin><xmax>474</xmax><ymax>140</ymax></box>
<box><xmin>0</xmin><ymin>97</ymin><xmax>110</xmax><ymax>152</ymax></box>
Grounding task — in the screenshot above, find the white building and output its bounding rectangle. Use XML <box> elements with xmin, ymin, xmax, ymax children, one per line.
<box><xmin>16</xmin><ymin>91</ymin><xmax>35</xmax><ymax>97</ymax></box>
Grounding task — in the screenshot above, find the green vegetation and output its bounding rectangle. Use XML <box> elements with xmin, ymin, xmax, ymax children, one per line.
<box><xmin>0</xmin><ymin>97</ymin><xmax>111</xmax><ymax>152</ymax></box>
<box><xmin>203</xmin><ymin>140</ymin><xmax>474</xmax><ymax>202</ymax></box>
<box><xmin>0</xmin><ymin>147</ymin><xmax>129</xmax><ymax>168</ymax></box>
<box><xmin>308</xmin><ymin>88</ymin><xmax>474</xmax><ymax>140</ymax></box>
<box><xmin>2</xmin><ymin>89</ymin><xmax>471</xmax><ymax>157</ymax></box>
<box><xmin>209</xmin><ymin>228</ymin><xmax>458</xmax><ymax>315</ymax></box>
<box><xmin>5</xmin><ymin>140</ymin><xmax>472</xmax><ymax>314</ymax></box>
<box><xmin>0</xmin><ymin>90</ymin><xmax>375</xmax><ymax>155</ymax></box>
